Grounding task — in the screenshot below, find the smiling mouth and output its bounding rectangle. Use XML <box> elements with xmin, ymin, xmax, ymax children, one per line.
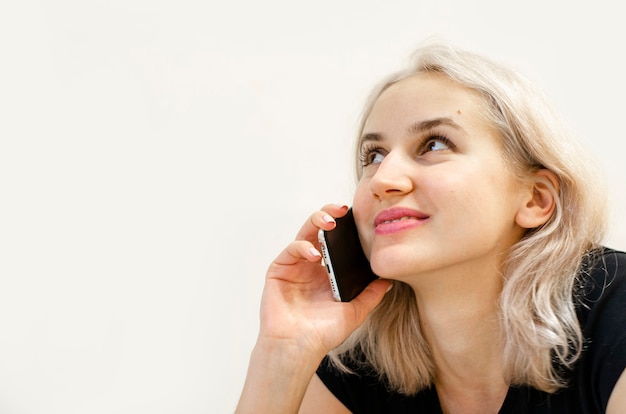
<box><xmin>375</xmin><ymin>208</ymin><xmax>429</xmax><ymax>225</ymax></box>
<box><xmin>374</xmin><ymin>209</ymin><xmax>429</xmax><ymax>235</ymax></box>
<box><xmin>379</xmin><ymin>216</ymin><xmax>420</xmax><ymax>225</ymax></box>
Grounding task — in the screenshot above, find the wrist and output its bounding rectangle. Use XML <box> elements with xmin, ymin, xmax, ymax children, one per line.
<box><xmin>252</xmin><ymin>336</ymin><xmax>326</xmax><ymax>372</ymax></box>
<box><xmin>254</xmin><ymin>334</ymin><xmax>328</xmax><ymax>362</ymax></box>
<box><xmin>236</xmin><ymin>338</ymin><xmax>326</xmax><ymax>414</ymax></box>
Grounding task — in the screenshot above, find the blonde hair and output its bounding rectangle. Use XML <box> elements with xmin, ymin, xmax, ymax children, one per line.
<box><xmin>330</xmin><ymin>39</ymin><xmax>608</xmax><ymax>394</ymax></box>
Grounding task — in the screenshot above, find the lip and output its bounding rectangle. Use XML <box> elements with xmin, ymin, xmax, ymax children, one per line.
<box><xmin>374</xmin><ymin>207</ymin><xmax>430</xmax><ymax>235</ymax></box>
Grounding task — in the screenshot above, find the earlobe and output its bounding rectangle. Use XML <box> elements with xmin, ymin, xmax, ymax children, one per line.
<box><xmin>515</xmin><ymin>169</ymin><xmax>559</xmax><ymax>229</ymax></box>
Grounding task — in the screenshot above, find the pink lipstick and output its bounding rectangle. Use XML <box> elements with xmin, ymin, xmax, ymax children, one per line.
<box><xmin>374</xmin><ymin>207</ymin><xmax>429</xmax><ymax>235</ymax></box>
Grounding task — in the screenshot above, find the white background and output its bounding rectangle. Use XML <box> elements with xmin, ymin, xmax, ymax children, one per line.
<box><xmin>1</xmin><ymin>1</ymin><xmax>625</xmax><ymax>413</ymax></box>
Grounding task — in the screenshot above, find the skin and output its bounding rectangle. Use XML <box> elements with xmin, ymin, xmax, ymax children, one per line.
<box><xmin>352</xmin><ymin>72</ymin><xmax>535</xmax><ymax>412</ymax></box>
<box><xmin>236</xmin><ymin>205</ymin><xmax>391</xmax><ymax>413</ymax></box>
<box><xmin>236</xmin><ymin>72</ymin><xmax>626</xmax><ymax>413</ymax></box>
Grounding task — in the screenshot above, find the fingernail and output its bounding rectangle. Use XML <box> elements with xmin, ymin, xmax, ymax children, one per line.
<box><xmin>309</xmin><ymin>247</ymin><xmax>321</xmax><ymax>257</ymax></box>
<box><xmin>333</xmin><ymin>203</ymin><xmax>348</xmax><ymax>209</ymax></box>
<box><xmin>322</xmin><ymin>214</ymin><xmax>335</xmax><ymax>224</ymax></box>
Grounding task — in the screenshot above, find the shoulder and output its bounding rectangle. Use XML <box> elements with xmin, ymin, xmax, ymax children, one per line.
<box><xmin>576</xmin><ymin>246</ymin><xmax>626</xmax><ymax>346</ymax></box>
<box><xmin>575</xmin><ymin>247</ymin><xmax>626</xmax><ymax>342</ymax></box>
<box><xmin>577</xmin><ymin>247</ymin><xmax>626</xmax><ymax>306</ymax></box>
<box><xmin>575</xmin><ymin>247</ymin><xmax>626</xmax><ymax>411</ymax></box>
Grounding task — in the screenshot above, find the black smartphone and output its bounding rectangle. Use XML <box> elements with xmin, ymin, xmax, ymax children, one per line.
<box><xmin>318</xmin><ymin>208</ymin><xmax>378</xmax><ymax>302</ymax></box>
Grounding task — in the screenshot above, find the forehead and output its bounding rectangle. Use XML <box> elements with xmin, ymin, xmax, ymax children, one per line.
<box><xmin>363</xmin><ymin>72</ymin><xmax>489</xmax><ymax>132</ymax></box>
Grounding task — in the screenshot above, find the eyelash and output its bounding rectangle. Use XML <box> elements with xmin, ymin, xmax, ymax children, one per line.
<box><xmin>421</xmin><ymin>134</ymin><xmax>453</xmax><ymax>153</ymax></box>
<box><xmin>359</xmin><ymin>144</ymin><xmax>384</xmax><ymax>167</ymax></box>
<box><xmin>359</xmin><ymin>133</ymin><xmax>454</xmax><ymax>167</ymax></box>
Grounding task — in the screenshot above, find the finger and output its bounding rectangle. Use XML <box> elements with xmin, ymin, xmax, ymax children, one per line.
<box><xmin>295</xmin><ymin>204</ymin><xmax>349</xmax><ymax>242</ymax></box>
<box><xmin>272</xmin><ymin>240</ymin><xmax>323</xmax><ymax>268</ymax></box>
<box><xmin>349</xmin><ymin>279</ymin><xmax>393</xmax><ymax>325</ymax></box>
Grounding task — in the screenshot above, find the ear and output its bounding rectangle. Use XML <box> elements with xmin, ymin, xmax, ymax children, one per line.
<box><xmin>515</xmin><ymin>169</ymin><xmax>559</xmax><ymax>229</ymax></box>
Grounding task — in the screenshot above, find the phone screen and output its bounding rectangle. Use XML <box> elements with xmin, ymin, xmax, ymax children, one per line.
<box><xmin>318</xmin><ymin>208</ymin><xmax>378</xmax><ymax>302</ymax></box>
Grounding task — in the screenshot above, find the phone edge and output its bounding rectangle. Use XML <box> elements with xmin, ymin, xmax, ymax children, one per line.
<box><xmin>317</xmin><ymin>228</ymin><xmax>343</xmax><ymax>302</ymax></box>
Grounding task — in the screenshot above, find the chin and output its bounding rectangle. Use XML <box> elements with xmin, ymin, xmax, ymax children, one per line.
<box><xmin>370</xmin><ymin>254</ymin><xmax>416</xmax><ymax>280</ymax></box>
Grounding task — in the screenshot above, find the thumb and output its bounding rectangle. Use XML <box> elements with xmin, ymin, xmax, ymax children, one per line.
<box><xmin>349</xmin><ymin>279</ymin><xmax>393</xmax><ymax>326</ymax></box>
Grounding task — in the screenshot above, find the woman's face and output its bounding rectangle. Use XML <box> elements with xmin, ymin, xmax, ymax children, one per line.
<box><xmin>353</xmin><ymin>72</ymin><xmax>528</xmax><ymax>284</ymax></box>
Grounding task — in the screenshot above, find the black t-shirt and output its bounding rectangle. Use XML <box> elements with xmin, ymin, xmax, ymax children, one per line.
<box><xmin>316</xmin><ymin>248</ymin><xmax>626</xmax><ymax>413</ymax></box>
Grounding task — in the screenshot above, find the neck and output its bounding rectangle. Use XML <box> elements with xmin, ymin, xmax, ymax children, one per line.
<box><xmin>409</xmin><ymin>266</ymin><xmax>509</xmax><ymax>413</ymax></box>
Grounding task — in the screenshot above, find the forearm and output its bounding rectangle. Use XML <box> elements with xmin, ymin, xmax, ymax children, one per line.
<box><xmin>235</xmin><ymin>339</ymin><xmax>325</xmax><ymax>414</ymax></box>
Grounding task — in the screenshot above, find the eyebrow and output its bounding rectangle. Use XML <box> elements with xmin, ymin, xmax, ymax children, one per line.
<box><xmin>360</xmin><ymin>117</ymin><xmax>463</xmax><ymax>145</ymax></box>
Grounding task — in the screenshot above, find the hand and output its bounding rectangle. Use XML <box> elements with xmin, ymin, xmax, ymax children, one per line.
<box><xmin>236</xmin><ymin>204</ymin><xmax>391</xmax><ymax>414</ymax></box>
<box><xmin>259</xmin><ymin>204</ymin><xmax>392</xmax><ymax>357</ymax></box>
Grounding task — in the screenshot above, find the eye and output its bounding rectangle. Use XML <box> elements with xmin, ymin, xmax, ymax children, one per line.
<box><xmin>419</xmin><ymin>136</ymin><xmax>453</xmax><ymax>155</ymax></box>
<box><xmin>359</xmin><ymin>146</ymin><xmax>386</xmax><ymax>167</ymax></box>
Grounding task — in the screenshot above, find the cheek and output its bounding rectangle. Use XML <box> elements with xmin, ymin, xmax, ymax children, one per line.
<box><xmin>352</xmin><ymin>181</ymin><xmax>370</xmax><ymax>211</ymax></box>
<box><xmin>352</xmin><ymin>182</ymin><xmax>374</xmax><ymax>255</ymax></box>
<box><xmin>430</xmin><ymin>167</ymin><xmax>515</xmax><ymax>225</ymax></box>
<box><xmin>443</xmin><ymin>171</ymin><xmax>521</xmax><ymax>236</ymax></box>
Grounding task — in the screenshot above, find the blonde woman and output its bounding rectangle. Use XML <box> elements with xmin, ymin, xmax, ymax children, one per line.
<box><xmin>236</xmin><ymin>41</ymin><xmax>626</xmax><ymax>413</ymax></box>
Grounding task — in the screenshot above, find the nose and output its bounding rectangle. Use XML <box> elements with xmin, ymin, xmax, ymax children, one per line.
<box><xmin>368</xmin><ymin>152</ymin><xmax>414</xmax><ymax>200</ymax></box>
